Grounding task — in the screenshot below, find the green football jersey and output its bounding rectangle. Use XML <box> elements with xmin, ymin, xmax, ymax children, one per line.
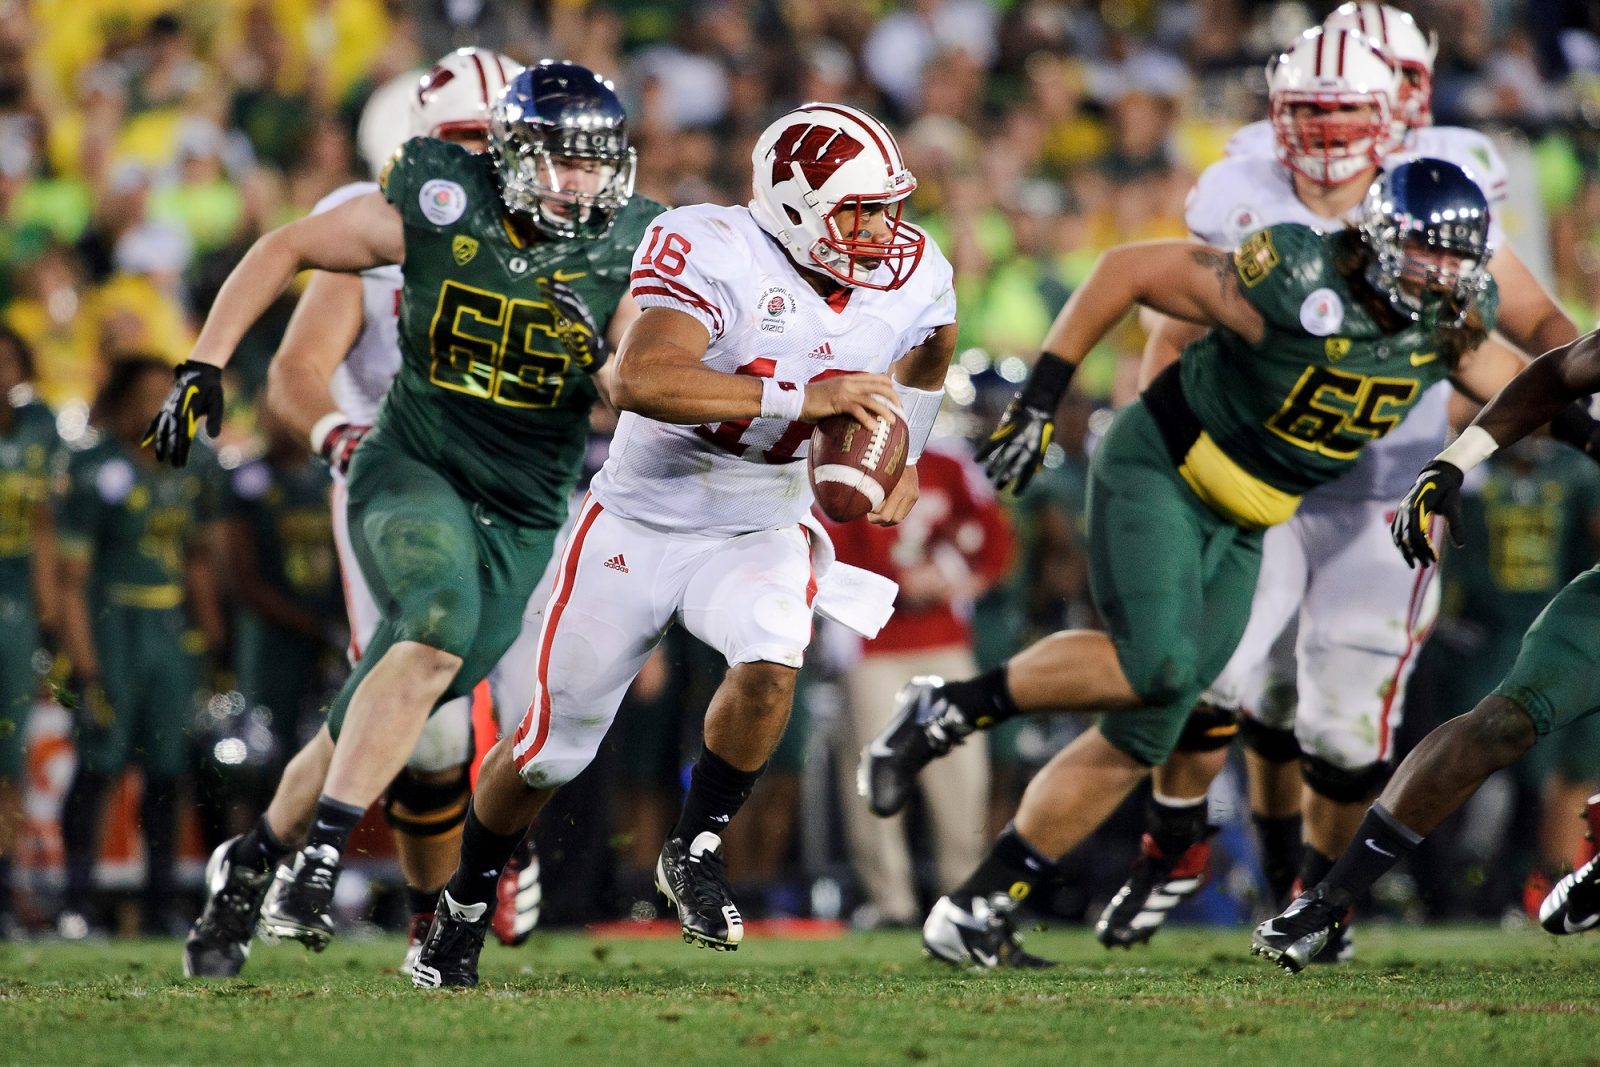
<box><xmin>1179</xmin><ymin>223</ymin><xmax>1500</xmax><ymax>501</ymax></box>
<box><xmin>0</xmin><ymin>401</ymin><xmax>62</xmax><ymax>592</ymax></box>
<box><xmin>378</xmin><ymin>136</ymin><xmax>666</xmax><ymax>527</ymax></box>
<box><xmin>56</xmin><ymin>439</ymin><xmax>216</xmax><ymax>609</ymax></box>
<box><xmin>219</xmin><ymin>456</ymin><xmax>340</xmax><ymax>620</ymax></box>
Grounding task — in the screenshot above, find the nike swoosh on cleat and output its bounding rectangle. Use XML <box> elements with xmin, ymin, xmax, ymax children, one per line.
<box><xmin>866</xmin><ymin>737</ymin><xmax>898</xmax><ymax>758</ymax></box>
<box><xmin>969</xmin><ymin>948</ymin><xmax>997</xmax><ymax>967</ymax></box>
<box><xmin>1563</xmin><ymin>913</ymin><xmax>1600</xmax><ymax>934</ymax></box>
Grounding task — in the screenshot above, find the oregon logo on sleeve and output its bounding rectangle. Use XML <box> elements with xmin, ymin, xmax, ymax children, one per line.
<box><xmin>1299</xmin><ymin>288</ymin><xmax>1345</xmax><ymax>336</ymax></box>
<box><xmin>452</xmin><ymin>235</ymin><xmax>479</xmax><ymax>265</ymax></box>
<box><xmin>419</xmin><ymin>179</ymin><xmax>467</xmax><ymax>225</ymax></box>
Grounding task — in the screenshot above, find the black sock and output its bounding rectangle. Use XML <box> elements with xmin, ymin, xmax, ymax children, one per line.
<box><xmin>1252</xmin><ymin>812</ymin><xmax>1303</xmax><ymax>902</ymax></box>
<box><xmin>444</xmin><ymin>805</ymin><xmax>525</xmax><ymax>909</ymax></box>
<box><xmin>1323</xmin><ymin>803</ymin><xmax>1420</xmax><ymax>901</ymax></box>
<box><xmin>406</xmin><ymin>883</ymin><xmax>440</xmax><ymax>916</ymax></box>
<box><xmin>940</xmin><ymin>666</ymin><xmax>1020</xmax><ymax>730</ymax></box>
<box><xmin>60</xmin><ymin>768</ymin><xmax>111</xmax><ymax>901</ymax></box>
<box><xmin>141</xmin><ymin>776</ymin><xmax>178</xmax><ymax>927</ymax></box>
<box><xmin>229</xmin><ymin>814</ymin><xmax>294</xmax><ymax>874</ymax></box>
<box><xmin>0</xmin><ymin>856</ymin><xmax>12</xmax><ymax>916</ymax></box>
<box><xmin>1299</xmin><ymin>846</ymin><xmax>1335</xmax><ymax>894</ymax></box>
<box><xmin>305</xmin><ymin>795</ymin><xmax>365</xmax><ymax>854</ymax></box>
<box><xmin>1146</xmin><ymin>794</ymin><xmax>1210</xmax><ymax>857</ymax></box>
<box><xmin>952</xmin><ymin>824</ymin><xmax>1056</xmax><ymax>903</ymax></box>
<box><xmin>671</xmin><ymin>747</ymin><xmax>763</xmax><ymax>843</ymax></box>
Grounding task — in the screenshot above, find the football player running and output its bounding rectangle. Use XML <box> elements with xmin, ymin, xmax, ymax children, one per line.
<box><xmin>1077</xmin><ymin>10</ymin><xmax>1579</xmax><ymax>960</ymax></box>
<box><xmin>182</xmin><ymin>50</ymin><xmax>554</xmax><ymax>977</ymax></box>
<box><xmin>409</xmin><ymin>102</ymin><xmax>957</xmax><ymax>988</ymax></box>
<box><xmin>1254</xmin><ymin>321</ymin><xmax>1600</xmax><ymax>971</ymax></box>
<box><xmin>858</xmin><ymin>158</ymin><xmax>1577</xmax><ymax>968</ymax></box>
<box><xmin>152</xmin><ymin>60</ymin><xmax>664</xmax><ymax>965</ymax></box>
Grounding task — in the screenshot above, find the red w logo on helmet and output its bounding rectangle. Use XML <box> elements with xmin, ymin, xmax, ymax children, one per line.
<box><xmin>771</xmin><ymin>124</ymin><xmax>864</xmax><ymax>188</ymax></box>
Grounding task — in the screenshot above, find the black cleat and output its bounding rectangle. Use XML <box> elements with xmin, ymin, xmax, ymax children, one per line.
<box><xmin>656</xmin><ymin>832</ymin><xmax>743</xmax><ymax>950</ymax></box>
<box><xmin>922</xmin><ymin>893</ymin><xmax>1055</xmax><ymax>969</ymax></box>
<box><xmin>401</xmin><ymin>910</ymin><xmax>434</xmax><ymax>978</ymax></box>
<box><xmin>858</xmin><ymin>676</ymin><xmax>974</xmax><ymax>818</ymax></box>
<box><xmin>183</xmin><ymin>837</ymin><xmax>272</xmax><ymax>978</ymax></box>
<box><xmin>257</xmin><ymin>844</ymin><xmax>340</xmax><ymax>950</ymax></box>
<box><xmin>1096</xmin><ymin>832</ymin><xmax>1211</xmax><ymax>949</ymax></box>
<box><xmin>1310</xmin><ymin>920</ymin><xmax>1355</xmax><ymax>964</ymax></box>
<box><xmin>1539</xmin><ymin>853</ymin><xmax>1600</xmax><ymax>935</ymax></box>
<box><xmin>491</xmin><ymin>834</ymin><xmax>541</xmax><ymax>948</ymax></box>
<box><xmin>411</xmin><ymin>891</ymin><xmax>491</xmax><ymax>989</ymax></box>
<box><xmin>1251</xmin><ymin>885</ymin><xmax>1350</xmax><ymax>973</ymax></box>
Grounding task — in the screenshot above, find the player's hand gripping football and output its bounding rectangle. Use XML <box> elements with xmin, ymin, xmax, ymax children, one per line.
<box><xmin>1392</xmin><ymin>459</ymin><xmax>1465</xmax><ymax>567</ymax></box>
<box><xmin>801</xmin><ymin>372</ymin><xmax>901</xmax><ymax>431</ymax></box>
<box><xmin>977</xmin><ymin>397</ymin><xmax>1054</xmax><ymax>494</ymax></box>
<box><xmin>144</xmin><ymin>361</ymin><xmax>224</xmax><ymax>468</ymax></box>
<box><xmin>544</xmin><ymin>280</ymin><xmax>609</xmax><ymax>368</ymax></box>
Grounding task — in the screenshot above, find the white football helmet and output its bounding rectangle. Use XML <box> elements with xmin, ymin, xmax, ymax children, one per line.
<box><xmin>412</xmin><ymin>47</ymin><xmax>521</xmax><ymax>142</ymax></box>
<box><xmin>1323</xmin><ymin>3</ymin><xmax>1438</xmax><ymax>133</ymax></box>
<box><xmin>749</xmin><ymin>103</ymin><xmax>925</xmax><ymax>291</ymax></box>
<box><xmin>1267</xmin><ymin>27</ymin><xmax>1401</xmax><ymax>186</ymax></box>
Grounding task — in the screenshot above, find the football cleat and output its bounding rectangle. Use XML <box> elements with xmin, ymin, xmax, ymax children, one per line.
<box><xmin>1310</xmin><ymin>920</ymin><xmax>1355</xmax><ymax>964</ymax></box>
<box><xmin>401</xmin><ymin>910</ymin><xmax>434</xmax><ymax>978</ymax></box>
<box><xmin>1251</xmin><ymin>885</ymin><xmax>1350</xmax><ymax>973</ymax></box>
<box><xmin>183</xmin><ymin>837</ymin><xmax>272</xmax><ymax>978</ymax></box>
<box><xmin>858</xmin><ymin>676</ymin><xmax>974</xmax><ymax>818</ymax></box>
<box><xmin>491</xmin><ymin>834</ymin><xmax>541</xmax><ymax>948</ymax></box>
<box><xmin>1095</xmin><ymin>833</ymin><xmax>1211</xmax><ymax>948</ymax></box>
<box><xmin>411</xmin><ymin>890</ymin><xmax>491</xmax><ymax>989</ymax></box>
<box><xmin>922</xmin><ymin>893</ymin><xmax>1055</xmax><ymax>969</ymax></box>
<box><xmin>55</xmin><ymin>910</ymin><xmax>92</xmax><ymax>941</ymax></box>
<box><xmin>656</xmin><ymin>832</ymin><xmax>743</xmax><ymax>950</ymax></box>
<box><xmin>256</xmin><ymin>844</ymin><xmax>341</xmax><ymax>951</ymax></box>
<box><xmin>1539</xmin><ymin>852</ymin><xmax>1600</xmax><ymax>936</ymax></box>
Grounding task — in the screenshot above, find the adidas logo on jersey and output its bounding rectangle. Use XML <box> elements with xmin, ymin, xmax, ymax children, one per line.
<box><xmin>808</xmin><ymin>342</ymin><xmax>835</xmax><ymax>360</ymax></box>
<box><xmin>603</xmin><ymin>554</ymin><xmax>629</xmax><ymax>573</ymax></box>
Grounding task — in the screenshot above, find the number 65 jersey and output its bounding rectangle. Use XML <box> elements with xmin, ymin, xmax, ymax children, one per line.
<box><xmin>592</xmin><ymin>203</ymin><xmax>956</xmax><ymax>537</ymax></box>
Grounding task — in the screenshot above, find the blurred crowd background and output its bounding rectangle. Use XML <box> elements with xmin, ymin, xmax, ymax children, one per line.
<box><xmin>4</xmin><ymin>0</ymin><xmax>1600</xmax><ymax>939</ymax></box>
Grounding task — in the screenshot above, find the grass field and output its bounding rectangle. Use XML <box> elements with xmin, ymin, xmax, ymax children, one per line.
<box><xmin>3</xmin><ymin>924</ymin><xmax>1598</xmax><ymax>1067</ymax></box>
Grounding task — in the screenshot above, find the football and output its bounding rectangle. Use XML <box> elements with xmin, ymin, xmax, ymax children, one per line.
<box><xmin>808</xmin><ymin>412</ymin><xmax>910</xmax><ymax>522</ymax></box>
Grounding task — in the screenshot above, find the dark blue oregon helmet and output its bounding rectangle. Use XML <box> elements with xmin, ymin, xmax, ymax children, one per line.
<box><xmin>1360</xmin><ymin>158</ymin><xmax>1492</xmax><ymax>324</ymax></box>
<box><xmin>488</xmin><ymin>60</ymin><xmax>637</xmax><ymax>239</ymax></box>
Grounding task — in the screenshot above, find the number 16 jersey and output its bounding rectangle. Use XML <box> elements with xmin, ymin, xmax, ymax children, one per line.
<box><xmin>592</xmin><ymin>203</ymin><xmax>956</xmax><ymax>538</ymax></box>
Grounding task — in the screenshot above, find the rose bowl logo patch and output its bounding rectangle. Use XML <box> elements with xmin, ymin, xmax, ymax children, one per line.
<box><xmin>758</xmin><ymin>285</ymin><xmax>796</xmax><ymax>334</ymax></box>
<box><xmin>419</xmin><ymin>179</ymin><xmax>467</xmax><ymax>225</ymax></box>
<box><xmin>1299</xmin><ymin>287</ymin><xmax>1344</xmax><ymax>336</ymax></box>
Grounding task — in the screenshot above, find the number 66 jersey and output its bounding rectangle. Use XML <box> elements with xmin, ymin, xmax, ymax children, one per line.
<box><xmin>591</xmin><ymin>203</ymin><xmax>956</xmax><ymax>536</ymax></box>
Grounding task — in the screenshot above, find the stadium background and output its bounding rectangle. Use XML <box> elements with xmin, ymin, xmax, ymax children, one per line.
<box><xmin>3</xmin><ymin>0</ymin><xmax>1600</xmax><ymax>936</ymax></box>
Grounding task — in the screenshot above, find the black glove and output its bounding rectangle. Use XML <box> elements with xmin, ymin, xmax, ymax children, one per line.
<box><xmin>317</xmin><ymin>421</ymin><xmax>371</xmax><ymax>475</ymax></box>
<box><xmin>1391</xmin><ymin>459</ymin><xmax>1465</xmax><ymax>568</ymax></box>
<box><xmin>543</xmin><ymin>280</ymin><xmax>609</xmax><ymax>369</ymax></box>
<box><xmin>976</xmin><ymin>398</ymin><xmax>1055</xmax><ymax>494</ymax></box>
<box><xmin>144</xmin><ymin>361</ymin><xmax>224</xmax><ymax>468</ymax></box>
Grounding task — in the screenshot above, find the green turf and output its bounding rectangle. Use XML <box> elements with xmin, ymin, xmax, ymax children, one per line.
<box><xmin>2</xmin><ymin>925</ymin><xmax>1597</xmax><ymax>1067</ymax></box>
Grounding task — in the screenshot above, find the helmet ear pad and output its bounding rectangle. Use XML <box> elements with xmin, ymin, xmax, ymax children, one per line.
<box><xmin>489</xmin><ymin>61</ymin><xmax>637</xmax><ymax>239</ymax></box>
<box><xmin>748</xmin><ymin>103</ymin><xmax>926</xmax><ymax>291</ymax></box>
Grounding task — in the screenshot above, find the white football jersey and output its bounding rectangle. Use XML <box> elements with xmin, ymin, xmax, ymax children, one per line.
<box><xmin>591</xmin><ymin>203</ymin><xmax>956</xmax><ymax>538</ymax></box>
<box><xmin>310</xmin><ymin>182</ymin><xmax>404</xmax><ymax>425</ymax></box>
<box><xmin>1187</xmin><ymin>125</ymin><xmax>1508</xmax><ymax>503</ymax></box>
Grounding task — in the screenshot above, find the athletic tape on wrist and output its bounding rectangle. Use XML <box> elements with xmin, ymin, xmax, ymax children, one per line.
<box><xmin>760</xmin><ymin>377</ymin><xmax>806</xmax><ymax>423</ymax></box>
<box><xmin>309</xmin><ymin>411</ymin><xmax>352</xmax><ymax>456</ymax></box>
<box><xmin>1435</xmin><ymin>425</ymin><xmax>1498</xmax><ymax>473</ymax></box>
<box><xmin>893</xmin><ymin>382</ymin><xmax>944</xmax><ymax>462</ymax></box>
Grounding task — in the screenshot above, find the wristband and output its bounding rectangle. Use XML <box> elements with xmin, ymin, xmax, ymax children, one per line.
<box><xmin>1017</xmin><ymin>351</ymin><xmax>1077</xmax><ymax>412</ymax></box>
<box><xmin>309</xmin><ymin>411</ymin><xmax>352</xmax><ymax>456</ymax></box>
<box><xmin>760</xmin><ymin>377</ymin><xmax>806</xmax><ymax>423</ymax></box>
<box><xmin>1435</xmin><ymin>425</ymin><xmax>1498</xmax><ymax>473</ymax></box>
<box><xmin>893</xmin><ymin>381</ymin><xmax>944</xmax><ymax>463</ymax></box>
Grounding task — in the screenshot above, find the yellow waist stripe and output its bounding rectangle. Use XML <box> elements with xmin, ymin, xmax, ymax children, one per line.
<box><xmin>1177</xmin><ymin>431</ymin><xmax>1302</xmax><ymax>529</ymax></box>
<box><xmin>107</xmin><ymin>583</ymin><xmax>184</xmax><ymax>610</ymax></box>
